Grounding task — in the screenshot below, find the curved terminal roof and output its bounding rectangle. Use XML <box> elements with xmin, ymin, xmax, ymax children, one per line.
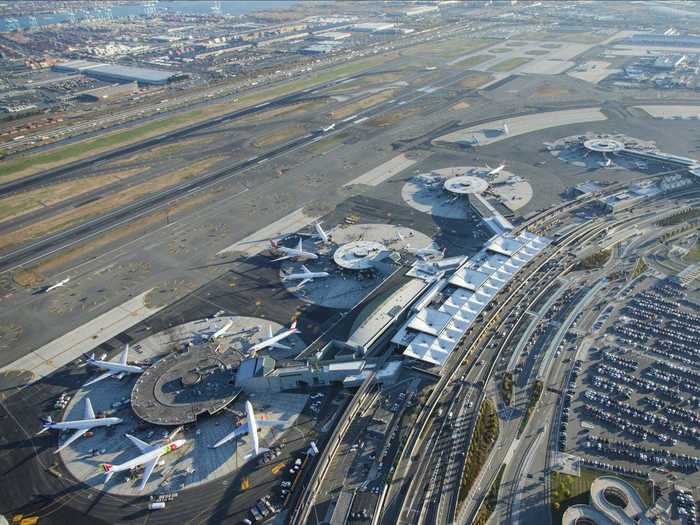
<box><xmin>333</xmin><ymin>240</ymin><xmax>388</xmax><ymax>270</ymax></box>
<box><xmin>394</xmin><ymin>230</ymin><xmax>551</xmax><ymax>366</ymax></box>
<box><xmin>443</xmin><ymin>175</ymin><xmax>489</xmax><ymax>195</ymax></box>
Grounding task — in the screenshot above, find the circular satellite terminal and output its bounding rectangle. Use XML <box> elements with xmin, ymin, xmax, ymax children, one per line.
<box><xmin>443</xmin><ymin>175</ymin><xmax>489</xmax><ymax>195</ymax></box>
<box><xmin>583</xmin><ymin>138</ymin><xmax>625</xmax><ymax>153</ymax></box>
<box><xmin>131</xmin><ymin>346</ymin><xmax>241</xmax><ymax>425</ymax></box>
<box><xmin>333</xmin><ymin>240</ymin><xmax>387</xmax><ymax>270</ymax></box>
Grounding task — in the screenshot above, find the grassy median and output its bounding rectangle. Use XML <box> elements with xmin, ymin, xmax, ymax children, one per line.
<box><xmin>457</xmin><ymin>398</ymin><xmax>499</xmax><ymax>507</ymax></box>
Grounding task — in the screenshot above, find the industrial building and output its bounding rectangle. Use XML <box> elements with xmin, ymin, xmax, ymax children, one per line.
<box><xmin>53</xmin><ymin>60</ymin><xmax>182</xmax><ymax>85</ymax></box>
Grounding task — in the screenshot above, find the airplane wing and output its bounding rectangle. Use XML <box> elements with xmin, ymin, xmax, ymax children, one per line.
<box><xmin>139</xmin><ymin>457</ymin><xmax>158</xmax><ymax>490</ymax></box>
<box><xmin>84</xmin><ymin>371</ymin><xmax>114</xmax><ymax>387</ymax></box>
<box><xmin>55</xmin><ymin>427</ymin><xmax>89</xmax><ymax>453</ymax></box>
<box><xmin>120</xmin><ymin>344</ymin><xmax>129</xmax><ymax>365</ymax></box>
<box><xmin>271</xmin><ymin>342</ymin><xmax>291</xmax><ymax>350</ymax></box>
<box><xmin>84</xmin><ymin>397</ymin><xmax>96</xmax><ymax>420</ymax></box>
<box><xmin>301</xmin><ymin>265</ymin><xmax>311</xmax><ymax>274</ymax></box>
<box><xmin>297</xmin><ymin>278</ymin><xmax>312</xmax><ymax>288</ymax></box>
<box><xmin>212</xmin><ymin>424</ymin><xmax>248</xmax><ymax>448</ymax></box>
<box><xmin>126</xmin><ymin>433</ymin><xmax>156</xmax><ymax>453</ymax></box>
<box><xmin>267</xmin><ymin>324</ymin><xmax>273</xmax><ymax>339</ymax></box>
<box><xmin>272</xmin><ymin>255</ymin><xmax>292</xmax><ymax>262</ymax></box>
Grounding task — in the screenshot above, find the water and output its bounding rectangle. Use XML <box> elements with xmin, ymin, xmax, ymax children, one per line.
<box><xmin>0</xmin><ymin>1</ymin><xmax>295</xmax><ymax>31</ymax></box>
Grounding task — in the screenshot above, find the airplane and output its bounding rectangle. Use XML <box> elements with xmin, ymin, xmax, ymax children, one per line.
<box><xmin>248</xmin><ymin>321</ymin><xmax>300</xmax><ymax>355</ymax></box>
<box><xmin>600</xmin><ymin>157</ymin><xmax>613</xmax><ymax>168</ymax></box>
<box><xmin>38</xmin><ymin>397</ymin><xmax>122</xmax><ymax>453</ymax></box>
<box><xmin>407</xmin><ymin>244</ymin><xmax>446</xmax><ymax>261</ymax></box>
<box><xmin>46</xmin><ymin>277</ymin><xmax>70</xmax><ymax>293</ymax></box>
<box><xmin>281</xmin><ymin>265</ymin><xmax>330</xmax><ymax>288</ymax></box>
<box><xmin>486</xmin><ymin>162</ymin><xmax>506</xmax><ymax>176</ymax></box>
<box><xmin>270</xmin><ymin>238</ymin><xmax>318</xmax><ymax>262</ymax></box>
<box><xmin>300</xmin><ymin>222</ymin><xmax>331</xmax><ymax>245</ymax></box>
<box><xmin>501</xmin><ymin>122</ymin><xmax>509</xmax><ymax>135</ymax></box>
<box><xmin>83</xmin><ymin>344</ymin><xmax>144</xmax><ymax>386</ymax></box>
<box><xmin>211</xmin><ymin>400</ymin><xmax>282</xmax><ymax>460</ymax></box>
<box><xmin>100</xmin><ymin>431</ymin><xmax>186</xmax><ymax>490</ymax></box>
<box><xmin>317</xmin><ymin>123</ymin><xmax>335</xmax><ymax>133</ymax></box>
<box><xmin>210</xmin><ymin>320</ymin><xmax>234</xmax><ymax>340</ymax></box>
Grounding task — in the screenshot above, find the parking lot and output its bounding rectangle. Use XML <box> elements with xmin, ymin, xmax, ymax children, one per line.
<box><xmin>561</xmin><ymin>277</ymin><xmax>700</xmax><ymax>521</ymax></box>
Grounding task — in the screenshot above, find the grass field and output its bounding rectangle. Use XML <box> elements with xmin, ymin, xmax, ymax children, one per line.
<box><xmin>13</xmin><ymin>187</ymin><xmax>217</xmax><ymax>287</ymax></box>
<box><xmin>0</xmin><ymin>53</ymin><xmax>397</xmax><ymax>182</ymax></box>
<box><xmin>490</xmin><ymin>48</ymin><xmax>511</xmax><ymax>53</ymax></box>
<box><xmin>253</xmin><ymin>124</ymin><xmax>307</xmax><ymax>148</ymax></box>
<box><xmin>490</xmin><ymin>57</ymin><xmax>531</xmax><ymax>72</ymax></box>
<box><xmin>459</xmin><ymin>73</ymin><xmax>494</xmax><ymax>89</ymax></box>
<box><xmin>0</xmin><ymin>167</ymin><xmax>147</xmax><ymax>224</ymax></box>
<box><xmin>403</xmin><ymin>37</ymin><xmax>498</xmax><ymax>63</ymax></box>
<box><xmin>0</xmin><ymin>156</ymin><xmax>223</xmax><ymax>252</ymax></box>
<box><xmin>454</xmin><ymin>55</ymin><xmax>492</xmax><ymax>69</ymax></box>
<box><xmin>551</xmin><ymin>467</ymin><xmax>653</xmax><ymax>523</ymax></box>
<box><xmin>330</xmin><ymin>89</ymin><xmax>396</xmax><ymax>120</ymax></box>
<box><xmin>525</xmin><ymin>49</ymin><xmax>550</xmax><ymax>56</ymax></box>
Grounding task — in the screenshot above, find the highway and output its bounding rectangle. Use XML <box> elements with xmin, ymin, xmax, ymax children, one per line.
<box><xmin>381</xmin><ymin>208</ymin><xmax>634</xmax><ymax>525</ymax></box>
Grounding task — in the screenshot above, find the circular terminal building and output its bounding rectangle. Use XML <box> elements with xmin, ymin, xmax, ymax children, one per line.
<box><xmin>131</xmin><ymin>346</ymin><xmax>241</xmax><ymax>425</ymax></box>
<box><xmin>443</xmin><ymin>175</ymin><xmax>489</xmax><ymax>196</ymax></box>
<box><xmin>583</xmin><ymin>138</ymin><xmax>625</xmax><ymax>154</ymax></box>
<box><xmin>333</xmin><ymin>240</ymin><xmax>388</xmax><ymax>270</ymax></box>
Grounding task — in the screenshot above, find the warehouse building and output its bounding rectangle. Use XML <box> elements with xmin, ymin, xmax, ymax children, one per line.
<box><xmin>54</xmin><ymin>60</ymin><xmax>181</xmax><ymax>85</ymax></box>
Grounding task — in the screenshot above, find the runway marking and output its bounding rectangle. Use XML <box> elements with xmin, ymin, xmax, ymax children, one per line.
<box><xmin>342</xmin><ymin>153</ymin><xmax>417</xmax><ymax>188</ymax></box>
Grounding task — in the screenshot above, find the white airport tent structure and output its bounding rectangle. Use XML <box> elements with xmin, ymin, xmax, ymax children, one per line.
<box><xmin>392</xmin><ymin>230</ymin><xmax>550</xmax><ymax>366</ymax></box>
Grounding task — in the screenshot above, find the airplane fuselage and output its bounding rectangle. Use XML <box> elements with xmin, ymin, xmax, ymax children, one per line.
<box><xmin>282</xmin><ymin>271</ymin><xmax>329</xmax><ymax>281</ymax></box>
<box><xmin>90</xmin><ymin>360</ymin><xmax>143</xmax><ymax>375</ymax></box>
<box><xmin>50</xmin><ymin>417</ymin><xmax>122</xmax><ymax>431</ymax></box>
<box><xmin>250</xmin><ymin>329</ymin><xmax>296</xmax><ymax>352</ymax></box>
<box><xmin>108</xmin><ymin>439</ymin><xmax>185</xmax><ymax>474</ymax></box>
<box><xmin>245</xmin><ymin>401</ymin><xmax>261</xmax><ymax>455</ymax></box>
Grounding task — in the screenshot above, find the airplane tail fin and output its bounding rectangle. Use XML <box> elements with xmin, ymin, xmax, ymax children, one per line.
<box><xmin>270</xmin><ymin>239</ymin><xmax>279</xmax><ymax>249</ymax></box>
<box><xmin>101</xmin><ymin>464</ymin><xmax>114</xmax><ymax>484</ymax></box>
<box><xmin>37</xmin><ymin>416</ymin><xmax>52</xmax><ymax>434</ymax></box>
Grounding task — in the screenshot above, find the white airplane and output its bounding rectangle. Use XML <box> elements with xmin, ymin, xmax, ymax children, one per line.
<box><xmin>38</xmin><ymin>397</ymin><xmax>122</xmax><ymax>453</ymax></box>
<box><xmin>300</xmin><ymin>222</ymin><xmax>331</xmax><ymax>244</ymax></box>
<box><xmin>101</xmin><ymin>432</ymin><xmax>186</xmax><ymax>490</ymax></box>
<box><xmin>211</xmin><ymin>400</ymin><xmax>281</xmax><ymax>459</ymax></box>
<box><xmin>83</xmin><ymin>345</ymin><xmax>144</xmax><ymax>386</ymax></box>
<box><xmin>249</xmin><ymin>321</ymin><xmax>300</xmax><ymax>355</ymax></box>
<box><xmin>46</xmin><ymin>277</ymin><xmax>70</xmax><ymax>292</ymax></box>
<box><xmin>318</xmin><ymin>123</ymin><xmax>335</xmax><ymax>133</ymax></box>
<box><xmin>465</xmin><ymin>135</ymin><xmax>480</xmax><ymax>146</ymax></box>
<box><xmin>501</xmin><ymin>122</ymin><xmax>509</xmax><ymax>135</ymax></box>
<box><xmin>282</xmin><ymin>265</ymin><xmax>330</xmax><ymax>288</ymax></box>
<box><xmin>486</xmin><ymin>162</ymin><xmax>506</xmax><ymax>176</ymax></box>
<box><xmin>408</xmin><ymin>244</ymin><xmax>446</xmax><ymax>261</ymax></box>
<box><xmin>270</xmin><ymin>238</ymin><xmax>318</xmax><ymax>262</ymax></box>
<box><xmin>210</xmin><ymin>320</ymin><xmax>234</xmax><ymax>340</ymax></box>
